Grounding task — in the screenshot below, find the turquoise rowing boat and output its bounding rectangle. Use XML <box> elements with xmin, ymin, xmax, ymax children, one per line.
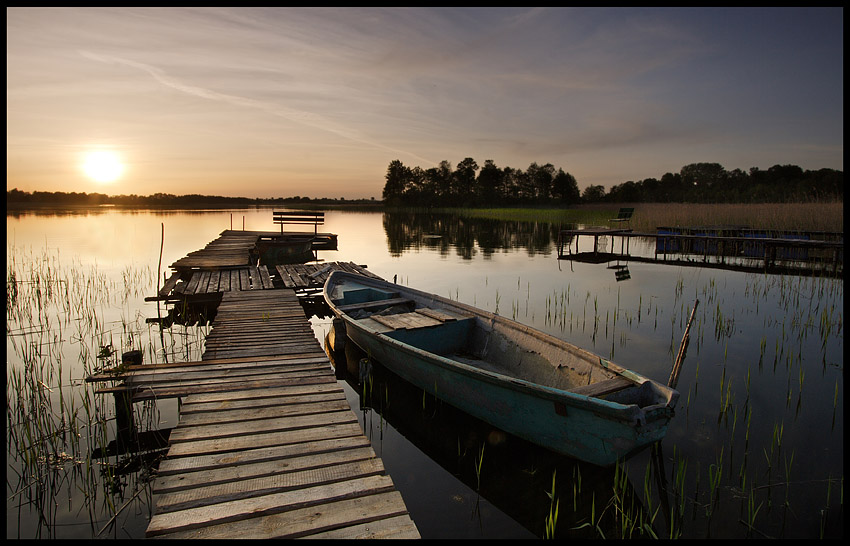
<box><xmin>323</xmin><ymin>270</ymin><xmax>678</xmax><ymax>467</ymax></box>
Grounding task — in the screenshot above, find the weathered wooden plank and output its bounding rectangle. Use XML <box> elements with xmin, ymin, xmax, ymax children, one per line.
<box><xmin>87</xmin><ymin>360</ymin><xmax>329</xmax><ymax>385</ymax></box>
<box><xmin>275</xmin><ymin>264</ymin><xmax>296</xmax><ymax>288</ymax></box>
<box><xmin>156</xmin><ymin>436</ymin><xmax>372</xmax><ymax>476</ymax></box>
<box><xmin>113</xmin><ymin>355</ymin><xmax>329</xmax><ymax>378</ymax></box>
<box><xmin>304</xmin><ymin>514</ymin><xmax>420</xmax><ymax>539</ymax></box>
<box><xmin>193</xmin><ymin>270</ymin><xmax>210</xmax><ymax>295</ymax></box>
<box><xmin>259</xmin><ymin>265</ymin><xmax>273</xmax><ymax>289</ymax></box>
<box><xmin>209</xmin><ymin>270</ymin><xmax>223</xmax><ymax>294</ymax></box>
<box><xmin>202</xmin><ymin>345</ymin><xmax>327</xmax><ymax>360</ymax></box>
<box><xmin>123</xmin><ymin>356</ymin><xmax>327</xmax><ymax>377</ymax></box>
<box><xmin>158</xmin><ymin>271</ymin><xmax>182</xmax><ymax>297</ymax></box>
<box><xmin>220</xmin><ymin>269</ymin><xmax>232</xmax><ymax>292</ymax></box>
<box><xmin>200</xmin><ymin>335</ymin><xmax>320</xmax><ymax>349</ymax></box>
<box><xmin>371</xmin><ymin>312</ymin><xmax>441</xmax><ymax>331</ymax></box>
<box><xmin>415</xmin><ymin>307</ymin><xmax>459</xmax><ymax>322</ymax></box>
<box><xmin>176</xmin><ymin>399</ymin><xmax>351</xmax><ymax>427</ymax></box>
<box><xmin>570</xmin><ymin>376</ymin><xmax>634</xmax><ymax>397</ymax></box>
<box><xmin>167</xmin><ymin>409</ymin><xmax>356</xmax><ymax>444</ymax></box>
<box><xmin>179</xmin><ymin>392</ymin><xmax>345</xmax><ymax>417</ymax></box>
<box><xmin>90</xmin><ymin>353</ymin><xmax>328</xmax><ymax>379</ymax></box>
<box><xmin>111</xmin><ymin>375</ymin><xmax>339</xmax><ymax>401</ymax></box>
<box><xmin>153</xmin><ymin>446</ymin><xmax>379</xmax><ymax>494</ymax></box>
<box><xmin>163</xmin><ymin>421</ymin><xmax>364</xmax><ymax>458</ymax></box>
<box><xmin>147</xmin><ymin>477</ymin><xmax>401</xmax><ymax>538</ymax></box>
<box><xmin>336</xmin><ymin>297</ymin><xmax>413</xmax><ymax>313</ymax></box>
<box><xmin>152</xmin><ymin>461</ymin><xmax>388</xmax><ymax>516</ymax></box>
<box><xmin>150</xmin><ymin>489</ymin><xmax>412</xmax><ymax>539</ymax></box>
<box><xmin>179</xmin><ymin>381</ymin><xmax>341</xmax><ymax>406</ymax></box>
<box><xmin>125</xmin><ymin>368</ymin><xmax>332</xmax><ymax>393</ymax></box>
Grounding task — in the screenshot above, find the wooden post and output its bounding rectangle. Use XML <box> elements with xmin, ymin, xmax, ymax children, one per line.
<box><xmin>114</xmin><ymin>350</ymin><xmax>143</xmax><ymax>452</ymax></box>
<box><xmin>114</xmin><ymin>389</ymin><xmax>136</xmax><ymax>453</ymax></box>
<box><xmin>668</xmin><ymin>299</ymin><xmax>699</xmax><ymax>389</ymax></box>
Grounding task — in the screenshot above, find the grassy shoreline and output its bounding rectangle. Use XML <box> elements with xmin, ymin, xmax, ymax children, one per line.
<box><xmin>8</xmin><ymin>201</ymin><xmax>843</xmax><ymax>233</ymax></box>
<box><xmin>438</xmin><ymin>201</ymin><xmax>844</xmax><ymax>233</ymax></box>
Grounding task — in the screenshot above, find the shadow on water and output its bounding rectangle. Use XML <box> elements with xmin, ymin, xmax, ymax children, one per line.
<box><xmin>324</xmin><ymin>334</ymin><xmax>654</xmax><ymax>539</ymax></box>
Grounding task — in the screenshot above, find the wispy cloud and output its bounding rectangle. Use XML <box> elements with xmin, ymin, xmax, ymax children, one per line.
<box><xmin>79</xmin><ymin>50</ymin><xmax>437</xmax><ymax>165</ymax></box>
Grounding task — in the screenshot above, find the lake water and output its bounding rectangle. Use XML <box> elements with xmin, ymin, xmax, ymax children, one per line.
<box><xmin>6</xmin><ymin>207</ymin><xmax>843</xmax><ymax>539</ymax></box>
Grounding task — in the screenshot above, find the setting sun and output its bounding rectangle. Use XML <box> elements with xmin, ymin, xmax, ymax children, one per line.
<box><xmin>83</xmin><ymin>150</ymin><xmax>124</xmax><ymax>183</ymax></box>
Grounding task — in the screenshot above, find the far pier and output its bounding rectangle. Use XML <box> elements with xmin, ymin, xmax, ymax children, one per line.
<box><xmin>557</xmin><ymin>225</ymin><xmax>843</xmax><ymax>277</ymax></box>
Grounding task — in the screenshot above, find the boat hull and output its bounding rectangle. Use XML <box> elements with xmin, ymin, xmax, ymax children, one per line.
<box><xmin>324</xmin><ymin>271</ymin><xmax>677</xmax><ymax>467</ymax></box>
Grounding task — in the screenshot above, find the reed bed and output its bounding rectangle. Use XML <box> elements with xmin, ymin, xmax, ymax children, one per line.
<box><xmin>574</xmin><ymin>201</ymin><xmax>844</xmax><ymax>233</ymax></box>
<box><xmin>450</xmin><ymin>201</ymin><xmax>844</xmax><ymax>233</ymax></box>
<box><xmin>450</xmin><ymin>263</ymin><xmax>842</xmax><ymax>538</ymax></box>
<box><xmin>6</xmin><ymin>243</ymin><xmax>206</xmax><ymax>538</ymax></box>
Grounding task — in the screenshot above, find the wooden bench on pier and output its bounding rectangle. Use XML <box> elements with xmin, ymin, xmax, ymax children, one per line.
<box><xmin>608</xmin><ymin>207</ymin><xmax>634</xmax><ymax>228</ymax></box>
<box><xmin>274</xmin><ymin>211</ymin><xmax>325</xmax><ymax>234</ymax></box>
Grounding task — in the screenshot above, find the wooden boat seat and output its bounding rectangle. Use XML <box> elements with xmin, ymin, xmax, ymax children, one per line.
<box><xmin>369</xmin><ymin>307</ymin><xmax>469</xmax><ymax>330</ymax></box>
<box><xmin>569</xmin><ymin>376</ymin><xmax>634</xmax><ymax>398</ymax></box>
<box><xmin>336</xmin><ymin>297</ymin><xmax>415</xmax><ymax>313</ymax></box>
<box><xmin>371</xmin><ymin>312</ymin><xmax>443</xmax><ymax>330</ymax></box>
<box><xmin>414</xmin><ymin>307</ymin><xmax>458</xmax><ymax>322</ymax></box>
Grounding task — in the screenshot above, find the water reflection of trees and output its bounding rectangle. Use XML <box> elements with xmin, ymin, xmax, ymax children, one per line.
<box><xmin>383</xmin><ymin>211</ymin><xmax>568</xmax><ymax>259</ymax></box>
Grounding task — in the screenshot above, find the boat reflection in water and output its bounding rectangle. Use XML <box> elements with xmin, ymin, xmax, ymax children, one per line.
<box><xmin>325</xmin><ymin>334</ymin><xmax>658</xmax><ymax>539</ymax></box>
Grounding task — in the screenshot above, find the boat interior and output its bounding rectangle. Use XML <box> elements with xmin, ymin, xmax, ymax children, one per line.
<box><xmin>330</xmin><ymin>283</ymin><xmax>669</xmax><ymax>407</ymax></box>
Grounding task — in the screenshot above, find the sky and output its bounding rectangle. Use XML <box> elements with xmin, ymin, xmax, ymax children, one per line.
<box><xmin>6</xmin><ymin>7</ymin><xmax>844</xmax><ymax>199</ymax></box>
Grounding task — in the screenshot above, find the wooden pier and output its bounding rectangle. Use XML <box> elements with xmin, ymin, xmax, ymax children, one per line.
<box><xmin>90</xmin><ymin>228</ymin><xmax>420</xmax><ymax>539</ymax></box>
<box><xmin>557</xmin><ymin>226</ymin><xmax>843</xmax><ymax>276</ymax></box>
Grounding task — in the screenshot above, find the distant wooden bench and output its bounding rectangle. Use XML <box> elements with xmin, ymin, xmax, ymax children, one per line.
<box><xmin>608</xmin><ymin>207</ymin><xmax>634</xmax><ymax>227</ymax></box>
<box><xmin>273</xmin><ymin>211</ymin><xmax>324</xmax><ymax>234</ymax></box>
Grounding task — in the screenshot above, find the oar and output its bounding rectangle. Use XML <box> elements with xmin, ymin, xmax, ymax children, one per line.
<box><xmin>668</xmin><ymin>299</ymin><xmax>699</xmax><ymax>389</ymax></box>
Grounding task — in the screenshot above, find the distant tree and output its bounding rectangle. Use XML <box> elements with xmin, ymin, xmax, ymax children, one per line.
<box><xmin>434</xmin><ymin>160</ymin><xmax>453</xmax><ymax>204</ymax></box>
<box><xmin>581</xmin><ymin>184</ymin><xmax>606</xmax><ymax>203</ymax></box>
<box><xmin>382</xmin><ymin>159</ymin><xmax>409</xmax><ymax>204</ymax></box>
<box><xmin>526</xmin><ymin>162</ymin><xmax>555</xmax><ymax>202</ymax></box>
<box><xmin>608</xmin><ymin>180</ymin><xmax>641</xmax><ymax>202</ymax></box>
<box><xmin>476</xmin><ymin>160</ymin><xmax>503</xmax><ymax>205</ymax></box>
<box><xmin>454</xmin><ymin>157</ymin><xmax>479</xmax><ymax>205</ymax></box>
<box><xmin>680</xmin><ymin>162</ymin><xmax>727</xmax><ymax>201</ymax></box>
<box><xmin>551</xmin><ymin>169</ymin><xmax>580</xmax><ymax>205</ymax></box>
<box><xmin>501</xmin><ymin>166</ymin><xmax>521</xmax><ymax>203</ymax></box>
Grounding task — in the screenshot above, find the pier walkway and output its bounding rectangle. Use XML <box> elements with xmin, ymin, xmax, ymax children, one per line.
<box><xmin>91</xmin><ymin>229</ymin><xmax>419</xmax><ymax>539</ymax></box>
<box><xmin>144</xmin><ymin>290</ymin><xmax>418</xmax><ymax>538</ymax></box>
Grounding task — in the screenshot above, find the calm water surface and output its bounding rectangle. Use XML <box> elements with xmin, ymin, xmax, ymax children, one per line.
<box><xmin>6</xmin><ymin>208</ymin><xmax>843</xmax><ymax>539</ymax></box>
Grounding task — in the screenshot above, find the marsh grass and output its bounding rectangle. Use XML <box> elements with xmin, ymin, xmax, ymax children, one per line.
<box><xmin>446</xmin><ymin>201</ymin><xmax>843</xmax><ymax>233</ymax></box>
<box><xmin>456</xmin><ymin>252</ymin><xmax>842</xmax><ymax>538</ymax></box>
<box><xmin>6</xmin><ymin>244</ymin><xmax>206</xmax><ymax>538</ymax></box>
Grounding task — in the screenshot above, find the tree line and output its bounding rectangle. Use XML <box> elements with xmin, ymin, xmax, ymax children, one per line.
<box><xmin>383</xmin><ymin>159</ymin><xmax>843</xmax><ymax>205</ymax></box>
<box><xmin>383</xmin><ymin>158</ymin><xmax>581</xmax><ymax>207</ymax></box>
<box><xmin>5</xmin><ymin>189</ymin><xmax>378</xmax><ymax>207</ymax></box>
